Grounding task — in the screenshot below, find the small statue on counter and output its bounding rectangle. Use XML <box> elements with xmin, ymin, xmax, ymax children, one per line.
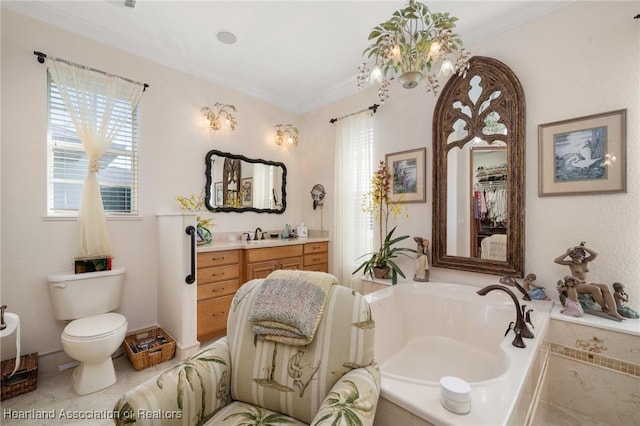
<box><xmin>413</xmin><ymin>237</ymin><xmax>430</xmax><ymax>282</ymax></box>
<box><xmin>613</xmin><ymin>282</ymin><xmax>639</xmax><ymax>319</ymax></box>
<box><xmin>556</xmin><ymin>276</ymin><xmax>584</xmax><ymax>317</ymax></box>
<box><xmin>554</xmin><ymin>242</ymin><xmax>624</xmax><ymax>321</ymax></box>
<box><xmin>522</xmin><ymin>273</ymin><xmax>550</xmax><ymax>301</ymax></box>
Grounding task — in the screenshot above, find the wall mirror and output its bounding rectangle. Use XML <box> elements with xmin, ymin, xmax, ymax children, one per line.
<box><xmin>432</xmin><ymin>56</ymin><xmax>525</xmax><ymax>276</ymax></box>
<box><xmin>204</xmin><ymin>150</ymin><xmax>286</xmax><ymax>213</ymax></box>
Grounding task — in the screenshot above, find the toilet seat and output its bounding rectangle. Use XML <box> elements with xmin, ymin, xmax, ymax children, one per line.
<box><xmin>63</xmin><ymin>313</ymin><xmax>127</xmax><ymax>341</ymax></box>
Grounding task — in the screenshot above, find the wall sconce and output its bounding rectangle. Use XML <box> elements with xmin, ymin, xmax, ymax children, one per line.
<box><xmin>201</xmin><ymin>103</ymin><xmax>237</xmax><ymax>131</ymax></box>
<box><xmin>274</xmin><ymin>124</ymin><xmax>299</xmax><ymax>147</ymax></box>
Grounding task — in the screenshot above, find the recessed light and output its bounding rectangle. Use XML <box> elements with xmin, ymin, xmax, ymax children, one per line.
<box><xmin>216</xmin><ymin>30</ymin><xmax>237</xmax><ymax>45</ymax></box>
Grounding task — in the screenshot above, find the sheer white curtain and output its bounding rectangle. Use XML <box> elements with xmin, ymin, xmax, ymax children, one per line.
<box><xmin>333</xmin><ymin>111</ymin><xmax>374</xmax><ymax>288</ymax></box>
<box><xmin>48</xmin><ymin>60</ymin><xmax>144</xmax><ymax>257</ymax></box>
<box><xmin>252</xmin><ymin>163</ymin><xmax>272</xmax><ymax>208</ymax></box>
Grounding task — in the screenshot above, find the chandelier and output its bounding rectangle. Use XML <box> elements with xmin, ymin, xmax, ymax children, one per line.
<box><xmin>357</xmin><ymin>0</ymin><xmax>471</xmax><ymax>102</ymax></box>
<box><xmin>274</xmin><ymin>124</ymin><xmax>299</xmax><ymax>147</ymax></box>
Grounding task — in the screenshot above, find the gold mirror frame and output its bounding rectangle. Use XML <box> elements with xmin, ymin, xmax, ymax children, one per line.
<box><xmin>432</xmin><ymin>56</ymin><xmax>525</xmax><ymax>276</ymax></box>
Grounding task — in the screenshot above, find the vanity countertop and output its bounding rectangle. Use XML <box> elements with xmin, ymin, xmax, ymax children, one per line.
<box><xmin>197</xmin><ymin>237</ymin><xmax>329</xmax><ymax>252</ymax></box>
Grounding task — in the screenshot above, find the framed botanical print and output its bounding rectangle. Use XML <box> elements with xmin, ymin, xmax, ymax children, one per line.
<box><xmin>385</xmin><ymin>147</ymin><xmax>426</xmax><ymax>203</ymax></box>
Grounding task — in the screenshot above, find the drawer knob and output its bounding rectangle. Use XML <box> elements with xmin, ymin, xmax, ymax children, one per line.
<box><xmin>211</xmin><ymin>288</ymin><xmax>224</xmax><ymax>293</ymax></box>
<box><xmin>212</xmin><ymin>312</ymin><xmax>225</xmax><ymax>317</ymax></box>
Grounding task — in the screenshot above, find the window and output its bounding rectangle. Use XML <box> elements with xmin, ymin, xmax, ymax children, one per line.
<box><xmin>47</xmin><ymin>72</ymin><xmax>139</xmax><ymax>216</ymax></box>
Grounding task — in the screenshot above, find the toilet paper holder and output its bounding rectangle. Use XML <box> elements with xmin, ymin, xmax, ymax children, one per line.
<box><xmin>0</xmin><ymin>305</ymin><xmax>6</xmax><ymax>331</ymax></box>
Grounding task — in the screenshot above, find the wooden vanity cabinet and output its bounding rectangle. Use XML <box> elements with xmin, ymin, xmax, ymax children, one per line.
<box><xmin>245</xmin><ymin>244</ymin><xmax>304</xmax><ymax>280</ymax></box>
<box><xmin>196</xmin><ymin>249</ymin><xmax>242</xmax><ymax>341</ymax></box>
<box><xmin>303</xmin><ymin>241</ymin><xmax>329</xmax><ymax>272</ymax></box>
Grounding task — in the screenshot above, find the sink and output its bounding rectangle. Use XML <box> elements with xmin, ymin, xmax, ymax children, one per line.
<box><xmin>244</xmin><ymin>239</ymin><xmax>278</xmax><ymax>245</ymax></box>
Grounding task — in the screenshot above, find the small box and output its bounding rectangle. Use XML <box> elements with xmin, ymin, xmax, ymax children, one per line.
<box><xmin>1</xmin><ymin>353</ymin><xmax>38</xmax><ymax>401</ymax></box>
<box><xmin>74</xmin><ymin>257</ymin><xmax>112</xmax><ymax>274</ymax></box>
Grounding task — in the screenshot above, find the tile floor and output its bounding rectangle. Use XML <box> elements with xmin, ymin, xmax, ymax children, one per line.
<box><xmin>2</xmin><ymin>353</ymin><xmax>611</xmax><ymax>426</ymax></box>
<box><xmin>1</xmin><ymin>353</ymin><xmax>180</xmax><ymax>425</ymax></box>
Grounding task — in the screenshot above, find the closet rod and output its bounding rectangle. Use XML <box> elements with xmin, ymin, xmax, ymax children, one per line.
<box><xmin>33</xmin><ymin>51</ymin><xmax>149</xmax><ymax>91</ymax></box>
<box><xmin>329</xmin><ymin>103</ymin><xmax>379</xmax><ymax>124</ymax></box>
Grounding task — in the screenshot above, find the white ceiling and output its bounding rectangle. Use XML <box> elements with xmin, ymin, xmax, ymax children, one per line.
<box><xmin>4</xmin><ymin>0</ymin><xmax>572</xmax><ymax>113</ymax></box>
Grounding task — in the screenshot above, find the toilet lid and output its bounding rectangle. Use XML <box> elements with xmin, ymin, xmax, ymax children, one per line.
<box><xmin>63</xmin><ymin>313</ymin><xmax>127</xmax><ymax>340</ymax></box>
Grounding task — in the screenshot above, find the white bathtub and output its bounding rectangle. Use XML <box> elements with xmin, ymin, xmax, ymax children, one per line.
<box><xmin>365</xmin><ymin>282</ymin><xmax>553</xmax><ymax>426</ymax></box>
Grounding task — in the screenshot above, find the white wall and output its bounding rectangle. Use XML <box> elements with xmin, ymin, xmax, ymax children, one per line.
<box><xmin>306</xmin><ymin>1</ymin><xmax>640</xmax><ymax>307</ymax></box>
<box><xmin>2</xmin><ymin>1</ymin><xmax>638</xmax><ymax>360</ymax></box>
<box><xmin>1</xmin><ymin>10</ymin><xmax>305</xmax><ymax>359</ymax></box>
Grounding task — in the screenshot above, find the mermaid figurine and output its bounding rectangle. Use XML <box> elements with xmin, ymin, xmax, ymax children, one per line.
<box><xmin>613</xmin><ymin>283</ymin><xmax>639</xmax><ymax>319</ymax></box>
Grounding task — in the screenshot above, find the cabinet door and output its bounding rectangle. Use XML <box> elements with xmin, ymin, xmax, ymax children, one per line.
<box><xmin>197</xmin><ymin>294</ymin><xmax>234</xmax><ymax>341</ymax></box>
<box><xmin>247</xmin><ymin>260</ymin><xmax>279</xmax><ymax>280</ymax></box>
<box><xmin>279</xmin><ymin>256</ymin><xmax>304</xmax><ymax>271</ymax></box>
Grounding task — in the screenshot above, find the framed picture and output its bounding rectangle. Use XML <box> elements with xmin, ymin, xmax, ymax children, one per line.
<box><xmin>241</xmin><ymin>177</ymin><xmax>253</xmax><ymax>207</ymax></box>
<box><xmin>538</xmin><ymin>109</ymin><xmax>626</xmax><ymax>196</ymax></box>
<box><xmin>214</xmin><ymin>182</ymin><xmax>223</xmax><ymax>206</ymax></box>
<box><xmin>385</xmin><ymin>147</ymin><xmax>426</xmax><ymax>203</ymax></box>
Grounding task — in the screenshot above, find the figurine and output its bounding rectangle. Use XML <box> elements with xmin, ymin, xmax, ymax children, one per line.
<box><xmin>612</xmin><ymin>282</ymin><xmax>639</xmax><ymax>319</ymax></box>
<box><xmin>556</xmin><ymin>276</ymin><xmax>584</xmax><ymax>317</ymax></box>
<box><xmin>554</xmin><ymin>242</ymin><xmax>623</xmax><ymax>320</ymax></box>
<box><xmin>413</xmin><ymin>237</ymin><xmax>430</xmax><ymax>282</ymax></box>
<box><xmin>522</xmin><ymin>273</ymin><xmax>550</xmax><ymax>301</ymax></box>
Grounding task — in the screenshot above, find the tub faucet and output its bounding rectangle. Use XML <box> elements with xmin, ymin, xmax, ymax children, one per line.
<box><xmin>254</xmin><ymin>227</ymin><xmax>263</xmax><ymax>240</ymax></box>
<box><xmin>1</xmin><ymin>305</ymin><xmax>7</xmax><ymax>331</ymax></box>
<box><xmin>477</xmin><ymin>285</ymin><xmax>534</xmax><ymax>348</ymax></box>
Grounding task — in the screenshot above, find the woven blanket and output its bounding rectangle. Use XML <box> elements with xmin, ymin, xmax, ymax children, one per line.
<box><xmin>249</xmin><ymin>270</ymin><xmax>337</xmax><ymax>346</ymax></box>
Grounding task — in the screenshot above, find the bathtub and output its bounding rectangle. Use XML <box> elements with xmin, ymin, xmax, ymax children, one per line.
<box><xmin>364</xmin><ymin>282</ymin><xmax>553</xmax><ymax>426</ymax></box>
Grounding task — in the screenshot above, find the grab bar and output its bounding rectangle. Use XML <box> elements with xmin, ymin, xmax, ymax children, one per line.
<box><xmin>185</xmin><ymin>226</ymin><xmax>196</xmax><ymax>284</ymax></box>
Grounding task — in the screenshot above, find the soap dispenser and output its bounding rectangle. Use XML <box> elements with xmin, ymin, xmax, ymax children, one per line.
<box><xmin>298</xmin><ymin>222</ymin><xmax>308</xmax><ymax>238</ymax></box>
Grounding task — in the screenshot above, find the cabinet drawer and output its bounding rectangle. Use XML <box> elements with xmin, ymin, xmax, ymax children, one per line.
<box><xmin>197</xmin><ymin>279</ymin><xmax>240</xmax><ymax>301</ymax></box>
<box><xmin>197</xmin><ymin>295</ymin><xmax>234</xmax><ymax>338</ymax></box>
<box><xmin>304</xmin><ymin>264</ymin><xmax>328</xmax><ymax>273</ymax></box>
<box><xmin>197</xmin><ymin>250</ymin><xmax>241</xmax><ymax>268</ymax></box>
<box><xmin>304</xmin><ymin>251</ymin><xmax>328</xmax><ymax>266</ymax></box>
<box><xmin>304</xmin><ymin>241</ymin><xmax>328</xmax><ymax>254</ymax></box>
<box><xmin>246</xmin><ymin>245</ymin><xmax>303</xmax><ymax>263</ymax></box>
<box><xmin>197</xmin><ymin>264</ymin><xmax>240</xmax><ymax>284</ymax></box>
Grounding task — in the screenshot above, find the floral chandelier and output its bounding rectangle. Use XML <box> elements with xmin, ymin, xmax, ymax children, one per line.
<box><xmin>357</xmin><ymin>0</ymin><xmax>471</xmax><ymax>103</ymax></box>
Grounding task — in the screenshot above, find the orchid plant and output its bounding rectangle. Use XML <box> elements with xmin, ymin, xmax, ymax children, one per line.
<box><xmin>353</xmin><ymin>161</ymin><xmax>415</xmax><ymax>284</ymax></box>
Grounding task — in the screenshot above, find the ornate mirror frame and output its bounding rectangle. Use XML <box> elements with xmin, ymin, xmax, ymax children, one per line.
<box><xmin>204</xmin><ymin>150</ymin><xmax>287</xmax><ymax>214</ymax></box>
<box><xmin>432</xmin><ymin>56</ymin><xmax>525</xmax><ymax>276</ymax></box>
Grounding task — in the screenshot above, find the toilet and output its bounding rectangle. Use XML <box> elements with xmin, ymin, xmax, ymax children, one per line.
<box><xmin>47</xmin><ymin>267</ymin><xmax>128</xmax><ymax>395</ymax></box>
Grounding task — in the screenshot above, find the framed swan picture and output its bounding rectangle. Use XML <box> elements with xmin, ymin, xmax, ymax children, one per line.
<box><xmin>538</xmin><ymin>109</ymin><xmax>626</xmax><ymax>196</ymax></box>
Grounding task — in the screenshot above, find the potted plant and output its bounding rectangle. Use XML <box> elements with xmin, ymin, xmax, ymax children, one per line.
<box><xmin>176</xmin><ymin>193</ymin><xmax>215</xmax><ymax>245</ymax></box>
<box><xmin>353</xmin><ymin>161</ymin><xmax>415</xmax><ymax>284</ymax></box>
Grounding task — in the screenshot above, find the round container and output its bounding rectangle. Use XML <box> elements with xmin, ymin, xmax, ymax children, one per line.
<box><xmin>440</xmin><ymin>376</ymin><xmax>471</xmax><ymax>414</ymax></box>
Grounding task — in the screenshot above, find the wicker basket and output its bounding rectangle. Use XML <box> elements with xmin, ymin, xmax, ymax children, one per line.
<box><xmin>124</xmin><ymin>327</ymin><xmax>176</xmax><ymax>371</ymax></box>
<box><xmin>1</xmin><ymin>353</ymin><xmax>38</xmax><ymax>401</ymax></box>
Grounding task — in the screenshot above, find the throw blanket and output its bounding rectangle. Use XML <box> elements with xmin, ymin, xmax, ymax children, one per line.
<box><xmin>249</xmin><ymin>270</ymin><xmax>337</xmax><ymax>346</ymax></box>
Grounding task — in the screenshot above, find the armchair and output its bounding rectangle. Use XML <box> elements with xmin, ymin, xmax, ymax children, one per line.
<box><xmin>114</xmin><ymin>276</ymin><xmax>380</xmax><ymax>425</ymax></box>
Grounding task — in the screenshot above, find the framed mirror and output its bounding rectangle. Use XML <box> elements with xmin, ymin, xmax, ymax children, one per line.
<box><xmin>204</xmin><ymin>150</ymin><xmax>287</xmax><ymax>213</ymax></box>
<box><xmin>432</xmin><ymin>56</ymin><xmax>525</xmax><ymax>276</ymax></box>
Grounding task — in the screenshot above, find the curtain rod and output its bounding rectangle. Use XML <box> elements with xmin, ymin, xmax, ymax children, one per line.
<box><xmin>33</xmin><ymin>51</ymin><xmax>149</xmax><ymax>91</ymax></box>
<box><xmin>329</xmin><ymin>103</ymin><xmax>379</xmax><ymax>124</ymax></box>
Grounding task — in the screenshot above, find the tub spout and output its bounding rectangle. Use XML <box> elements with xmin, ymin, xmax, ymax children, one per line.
<box><xmin>477</xmin><ymin>285</ymin><xmax>534</xmax><ymax>348</ymax></box>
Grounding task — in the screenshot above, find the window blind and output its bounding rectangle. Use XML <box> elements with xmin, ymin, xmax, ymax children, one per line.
<box><xmin>47</xmin><ymin>72</ymin><xmax>139</xmax><ymax>215</ymax></box>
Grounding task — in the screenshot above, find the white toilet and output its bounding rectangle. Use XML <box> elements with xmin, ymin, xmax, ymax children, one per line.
<box><xmin>47</xmin><ymin>267</ymin><xmax>128</xmax><ymax>395</ymax></box>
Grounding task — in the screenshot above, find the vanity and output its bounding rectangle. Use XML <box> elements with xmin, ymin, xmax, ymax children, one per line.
<box><xmin>195</xmin><ymin>238</ymin><xmax>329</xmax><ymax>341</ymax></box>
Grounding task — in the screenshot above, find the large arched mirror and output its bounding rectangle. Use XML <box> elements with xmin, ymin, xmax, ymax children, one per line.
<box><xmin>433</xmin><ymin>56</ymin><xmax>525</xmax><ymax>276</ymax></box>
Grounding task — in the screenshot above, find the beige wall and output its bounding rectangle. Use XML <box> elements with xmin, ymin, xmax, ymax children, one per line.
<box><xmin>2</xmin><ymin>1</ymin><xmax>638</xmax><ymax>360</ymax></box>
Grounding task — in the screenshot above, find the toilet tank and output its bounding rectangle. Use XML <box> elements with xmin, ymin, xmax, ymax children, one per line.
<box><xmin>47</xmin><ymin>268</ymin><xmax>125</xmax><ymax>320</ymax></box>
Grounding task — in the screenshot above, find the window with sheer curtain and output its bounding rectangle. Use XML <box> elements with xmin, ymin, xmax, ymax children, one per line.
<box><xmin>47</xmin><ymin>72</ymin><xmax>140</xmax><ymax>216</ymax></box>
<box><xmin>333</xmin><ymin>111</ymin><xmax>374</xmax><ymax>287</ymax></box>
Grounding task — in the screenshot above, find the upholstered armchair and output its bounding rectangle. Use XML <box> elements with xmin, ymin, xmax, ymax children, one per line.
<box><xmin>114</xmin><ymin>273</ymin><xmax>380</xmax><ymax>425</ymax></box>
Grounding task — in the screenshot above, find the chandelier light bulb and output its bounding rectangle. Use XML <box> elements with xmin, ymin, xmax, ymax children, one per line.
<box><xmin>370</xmin><ymin>66</ymin><xmax>383</xmax><ymax>84</ymax></box>
<box><xmin>428</xmin><ymin>41</ymin><xmax>441</xmax><ymax>60</ymax></box>
<box><xmin>440</xmin><ymin>59</ymin><xmax>454</xmax><ymax>77</ymax></box>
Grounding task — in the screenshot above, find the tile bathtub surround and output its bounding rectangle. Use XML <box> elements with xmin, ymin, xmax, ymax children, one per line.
<box><xmin>550</xmin><ymin>343</ymin><xmax>639</xmax><ymax>378</ymax></box>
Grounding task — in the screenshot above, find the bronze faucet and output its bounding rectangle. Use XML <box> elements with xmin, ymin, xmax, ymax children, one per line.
<box><xmin>254</xmin><ymin>227</ymin><xmax>263</xmax><ymax>240</ymax></box>
<box><xmin>477</xmin><ymin>285</ymin><xmax>534</xmax><ymax>348</ymax></box>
